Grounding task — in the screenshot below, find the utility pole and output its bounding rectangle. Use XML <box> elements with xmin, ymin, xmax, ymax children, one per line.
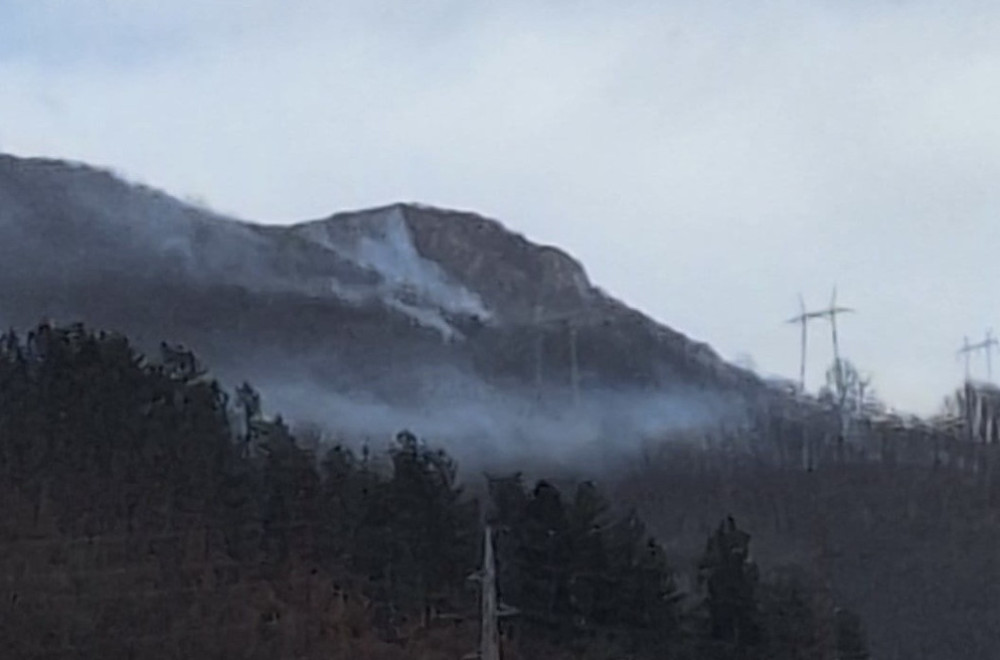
<box><xmin>466</xmin><ymin>525</ymin><xmax>517</xmax><ymax>660</ymax></box>
<box><xmin>477</xmin><ymin>525</ymin><xmax>500</xmax><ymax>660</ymax></box>
<box><xmin>785</xmin><ymin>288</ymin><xmax>854</xmax><ymax>467</ymax></box>
<box><xmin>532</xmin><ymin>307</ymin><xmax>590</xmax><ymax>407</ymax></box>
<box><xmin>818</xmin><ymin>287</ymin><xmax>854</xmax><ymax>447</ymax></box>
<box><xmin>956</xmin><ymin>332</ymin><xmax>999</xmax><ymax>447</ymax></box>
<box><xmin>814</xmin><ymin>287</ymin><xmax>854</xmax><ymax>398</ymax></box>
<box><xmin>786</xmin><ymin>293</ymin><xmax>827</xmax><ymax>392</ymax></box>
<box><xmin>986</xmin><ymin>330</ymin><xmax>998</xmax><ymax>381</ymax></box>
<box><xmin>790</xmin><ymin>287</ymin><xmax>854</xmax><ymax>450</ymax></box>
<box><xmin>798</xmin><ymin>288</ymin><xmax>854</xmax><ymax>404</ymax></box>
<box><xmin>959</xmin><ymin>336</ymin><xmax>973</xmax><ymax>382</ymax></box>
<box><xmin>958</xmin><ymin>330</ymin><xmax>999</xmax><ymax>382</ymax></box>
<box><xmin>785</xmin><ymin>288</ymin><xmax>854</xmax><ymax>394</ymax></box>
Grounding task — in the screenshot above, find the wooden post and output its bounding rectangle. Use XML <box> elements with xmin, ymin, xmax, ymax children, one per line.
<box><xmin>480</xmin><ymin>526</ymin><xmax>500</xmax><ymax>660</ymax></box>
<box><xmin>467</xmin><ymin>526</ymin><xmax>501</xmax><ymax>660</ymax></box>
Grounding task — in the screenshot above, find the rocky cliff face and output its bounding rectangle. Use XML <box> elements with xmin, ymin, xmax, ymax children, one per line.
<box><xmin>0</xmin><ymin>153</ymin><xmax>763</xmax><ymax>463</ymax></box>
<box><xmin>383</xmin><ymin>203</ymin><xmax>594</xmax><ymax>321</ymax></box>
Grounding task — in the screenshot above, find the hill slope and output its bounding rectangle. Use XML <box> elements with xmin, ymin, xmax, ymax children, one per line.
<box><xmin>0</xmin><ymin>153</ymin><xmax>762</xmax><ymax>461</ymax></box>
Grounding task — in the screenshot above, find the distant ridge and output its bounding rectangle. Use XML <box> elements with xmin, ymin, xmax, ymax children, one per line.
<box><xmin>0</xmin><ymin>152</ymin><xmax>764</xmax><ymax>460</ymax></box>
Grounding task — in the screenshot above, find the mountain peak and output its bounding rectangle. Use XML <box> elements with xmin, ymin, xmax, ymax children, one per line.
<box><xmin>305</xmin><ymin>202</ymin><xmax>594</xmax><ymax>324</ymax></box>
<box><xmin>0</xmin><ymin>153</ymin><xmax>764</xmax><ymax>453</ymax></box>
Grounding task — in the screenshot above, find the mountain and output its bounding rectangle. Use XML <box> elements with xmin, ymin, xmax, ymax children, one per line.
<box><xmin>0</xmin><ymin>153</ymin><xmax>765</xmax><ymax>463</ymax></box>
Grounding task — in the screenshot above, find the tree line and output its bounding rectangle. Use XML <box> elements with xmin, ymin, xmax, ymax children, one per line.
<box><xmin>0</xmin><ymin>322</ymin><xmax>868</xmax><ymax>658</ymax></box>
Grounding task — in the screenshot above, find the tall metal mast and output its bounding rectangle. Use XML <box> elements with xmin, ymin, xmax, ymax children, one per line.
<box><xmin>788</xmin><ymin>288</ymin><xmax>855</xmax><ymax>448</ymax></box>
<box><xmin>533</xmin><ymin>307</ymin><xmax>591</xmax><ymax>407</ymax></box>
<box><xmin>959</xmin><ymin>336</ymin><xmax>973</xmax><ymax>382</ymax></box>
<box><xmin>817</xmin><ymin>287</ymin><xmax>855</xmax><ymax>442</ymax></box>
<box><xmin>958</xmin><ymin>330</ymin><xmax>999</xmax><ymax>382</ymax></box>
<box><xmin>816</xmin><ymin>287</ymin><xmax>854</xmax><ymax>400</ymax></box>
<box><xmin>986</xmin><ymin>329</ymin><xmax>998</xmax><ymax>381</ymax></box>
<box><xmin>786</xmin><ymin>293</ymin><xmax>826</xmax><ymax>391</ymax></box>
<box><xmin>786</xmin><ymin>288</ymin><xmax>853</xmax><ymax>393</ymax></box>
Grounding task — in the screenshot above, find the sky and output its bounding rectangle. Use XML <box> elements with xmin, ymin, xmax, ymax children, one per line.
<box><xmin>2</xmin><ymin>0</ymin><xmax>1000</xmax><ymax>414</ymax></box>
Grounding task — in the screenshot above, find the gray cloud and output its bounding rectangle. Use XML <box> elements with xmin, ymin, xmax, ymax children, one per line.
<box><xmin>2</xmin><ymin>1</ymin><xmax>999</xmax><ymax>413</ymax></box>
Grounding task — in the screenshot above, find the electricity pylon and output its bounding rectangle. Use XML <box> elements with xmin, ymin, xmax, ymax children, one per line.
<box><xmin>958</xmin><ymin>336</ymin><xmax>974</xmax><ymax>382</ymax></box>
<box><xmin>981</xmin><ymin>330</ymin><xmax>998</xmax><ymax>381</ymax></box>
<box><xmin>533</xmin><ymin>305</ymin><xmax>591</xmax><ymax>407</ymax></box>
<box><xmin>817</xmin><ymin>287</ymin><xmax>854</xmax><ymax>443</ymax></box>
<box><xmin>805</xmin><ymin>287</ymin><xmax>854</xmax><ymax>402</ymax></box>
<box><xmin>786</xmin><ymin>288</ymin><xmax>853</xmax><ymax>393</ymax></box>
<box><xmin>788</xmin><ymin>287</ymin><xmax>855</xmax><ymax>451</ymax></box>
<box><xmin>787</xmin><ymin>294</ymin><xmax>827</xmax><ymax>391</ymax></box>
<box><xmin>958</xmin><ymin>330</ymin><xmax>999</xmax><ymax>382</ymax></box>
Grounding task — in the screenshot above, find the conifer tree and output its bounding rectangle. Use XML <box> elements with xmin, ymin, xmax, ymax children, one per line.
<box><xmin>698</xmin><ymin>516</ymin><xmax>762</xmax><ymax>652</ymax></box>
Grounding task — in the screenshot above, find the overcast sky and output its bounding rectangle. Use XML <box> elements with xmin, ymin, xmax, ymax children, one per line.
<box><xmin>2</xmin><ymin>0</ymin><xmax>999</xmax><ymax>413</ymax></box>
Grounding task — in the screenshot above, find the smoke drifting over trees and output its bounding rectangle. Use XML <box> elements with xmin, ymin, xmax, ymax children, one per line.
<box><xmin>0</xmin><ymin>153</ymin><xmax>759</xmax><ymax>469</ymax></box>
<box><xmin>0</xmin><ymin>322</ymin><xmax>881</xmax><ymax>659</ymax></box>
<box><xmin>4</xmin><ymin>155</ymin><xmax>1000</xmax><ymax>657</ymax></box>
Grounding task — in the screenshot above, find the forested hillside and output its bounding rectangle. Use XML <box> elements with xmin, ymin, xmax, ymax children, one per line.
<box><xmin>0</xmin><ymin>322</ymin><xmax>867</xmax><ymax>659</ymax></box>
<box><xmin>0</xmin><ymin>154</ymin><xmax>759</xmax><ymax>464</ymax></box>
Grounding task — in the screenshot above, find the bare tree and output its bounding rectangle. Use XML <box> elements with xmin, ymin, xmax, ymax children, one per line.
<box><xmin>820</xmin><ymin>359</ymin><xmax>883</xmax><ymax>417</ymax></box>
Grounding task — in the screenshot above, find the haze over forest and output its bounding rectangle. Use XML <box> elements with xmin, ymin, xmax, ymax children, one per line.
<box><xmin>0</xmin><ymin>152</ymin><xmax>762</xmax><ymax>469</ymax></box>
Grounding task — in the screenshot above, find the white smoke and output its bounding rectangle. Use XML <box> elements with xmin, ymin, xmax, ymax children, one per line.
<box><xmin>350</xmin><ymin>207</ymin><xmax>489</xmax><ymax>317</ymax></box>
<box><xmin>1</xmin><ymin>159</ymin><xmax>746</xmax><ymax>475</ymax></box>
<box><xmin>8</xmin><ymin>161</ymin><xmax>481</xmax><ymax>342</ymax></box>
<box><xmin>298</xmin><ymin>206</ymin><xmax>492</xmax><ymax>338</ymax></box>
<box><xmin>250</xmin><ymin>365</ymin><xmax>744</xmax><ymax>472</ymax></box>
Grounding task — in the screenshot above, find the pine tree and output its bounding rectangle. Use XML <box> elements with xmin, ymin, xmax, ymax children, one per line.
<box><xmin>488</xmin><ymin>476</ymin><xmax>682</xmax><ymax>657</ymax></box>
<box><xmin>257</xmin><ymin>416</ymin><xmax>321</xmax><ymax>567</ymax></box>
<box><xmin>384</xmin><ymin>431</ymin><xmax>477</xmax><ymax>623</ymax></box>
<box><xmin>698</xmin><ymin>516</ymin><xmax>762</xmax><ymax>653</ymax></box>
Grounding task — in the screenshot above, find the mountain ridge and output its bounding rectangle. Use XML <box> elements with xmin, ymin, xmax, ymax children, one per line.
<box><xmin>0</xmin><ymin>152</ymin><xmax>764</xmax><ymax>460</ymax></box>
